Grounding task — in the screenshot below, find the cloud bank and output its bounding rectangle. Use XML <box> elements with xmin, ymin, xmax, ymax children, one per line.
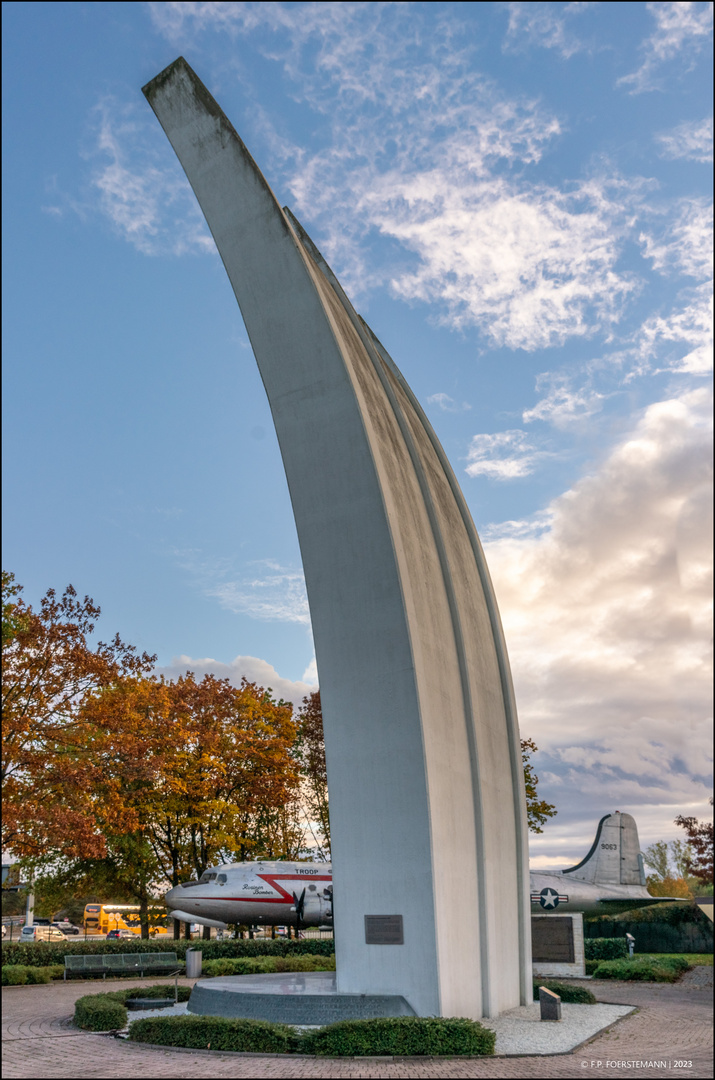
<box><xmin>486</xmin><ymin>387</ymin><xmax>713</xmax><ymax>853</ymax></box>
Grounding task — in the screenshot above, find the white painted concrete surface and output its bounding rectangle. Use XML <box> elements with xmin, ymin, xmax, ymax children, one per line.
<box><xmin>143</xmin><ymin>57</ymin><xmax>531</xmax><ymax>1019</ymax></box>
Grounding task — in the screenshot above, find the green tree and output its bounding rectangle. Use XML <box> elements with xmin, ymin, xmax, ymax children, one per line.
<box><xmin>644</xmin><ymin>840</ymin><xmax>670</xmax><ymax>881</ymax></box>
<box><xmin>675</xmin><ymin>799</ymin><xmax>713</xmax><ymax>886</ymax></box>
<box><xmin>296</xmin><ymin>690</ymin><xmax>330</xmax><ymax>859</ymax></box>
<box><xmin>520</xmin><ymin>738</ymin><xmax>557</xmax><ymax>834</ymax></box>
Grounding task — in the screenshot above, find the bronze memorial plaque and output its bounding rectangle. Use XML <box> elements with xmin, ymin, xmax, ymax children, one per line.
<box><xmin>365</xmin><ymin>915</ymin><xmax>404</xmax><ymax>944</ymax></box>
<box><xmin>531</xmin><ymin>917</ymin><xmax>575</xmax><ymax>963</ymax></box>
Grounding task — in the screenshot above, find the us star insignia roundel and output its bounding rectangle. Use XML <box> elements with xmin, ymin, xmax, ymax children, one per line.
<box><xmin>530</xmin><ymin>887</ymin><xmax>569</xmax><ymax>909</ymax></box>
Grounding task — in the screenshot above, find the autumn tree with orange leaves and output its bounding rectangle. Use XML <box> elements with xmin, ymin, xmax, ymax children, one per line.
<box><xmin>1</xmin><ymin>573</ymin><xmax>155</xmax><ymax>862</ymax></box>
<box><xmin>80</xmin><ymin>672</ymin><xmax>301</xmax><ymax>881</ymax></box>
<box><xmin>63</xmin><ymin>671</ymin><xmax>301</xmax><ymax>937</ymax></box>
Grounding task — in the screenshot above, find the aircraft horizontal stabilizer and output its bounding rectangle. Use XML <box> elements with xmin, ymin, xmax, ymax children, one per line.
<box><xmin>597</xmin><ymin>897</ymin><xmax>687</xmax><ymax>904</ymax></box>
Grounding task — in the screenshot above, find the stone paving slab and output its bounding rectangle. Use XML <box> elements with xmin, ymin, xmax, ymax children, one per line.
<box><xmin>2</xmin><ymin>973</ymin><xmax>713</xmax><ymax>1078</ymax></box>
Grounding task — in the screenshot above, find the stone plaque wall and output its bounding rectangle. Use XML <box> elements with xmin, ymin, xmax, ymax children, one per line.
<box><xmin>531</xmin><ymin>913</ymin><xmax>585</xmax><ymax>978</ymax></box>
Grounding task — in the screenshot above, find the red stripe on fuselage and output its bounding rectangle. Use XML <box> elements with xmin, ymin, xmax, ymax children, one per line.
<box><xmin>182</xmin><ymin>873</ymin><xmax>332</xmax><ymax>906</ymax></box>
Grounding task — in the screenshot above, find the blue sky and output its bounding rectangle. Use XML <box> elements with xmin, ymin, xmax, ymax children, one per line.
<box><xmin>3</xmin><ymin>1</ymin><xmax>712</xmax><ymax>868</ymax></box>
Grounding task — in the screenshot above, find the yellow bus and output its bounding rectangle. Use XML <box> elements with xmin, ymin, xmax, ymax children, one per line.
<box><xmin>83</xmin><ymin>904</ymin><xmax>169</xmax><ymax>936</ymax></box>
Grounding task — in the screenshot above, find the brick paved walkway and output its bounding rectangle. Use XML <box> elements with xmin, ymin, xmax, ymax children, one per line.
<box><xmin>2</xmin><ymin>972</ymin><xmax>712</xmax><ymax>1079</ymax></box>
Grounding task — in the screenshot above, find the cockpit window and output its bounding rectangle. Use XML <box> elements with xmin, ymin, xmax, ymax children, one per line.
<box><xmin>216</xmin><ymin>874</ymin><xmax>227</xmax><ymax>884</ymax></box>
<box><xmin>199</xmin><ymin>872</ymin><xmax>218</xmax><ymax>883</ymax></box>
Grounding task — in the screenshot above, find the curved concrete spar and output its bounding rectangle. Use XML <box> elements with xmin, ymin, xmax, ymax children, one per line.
<box><xmin>143</xmin><ymin>57</ymin><xmax>531</xmax><ymax>1019</ymax></box>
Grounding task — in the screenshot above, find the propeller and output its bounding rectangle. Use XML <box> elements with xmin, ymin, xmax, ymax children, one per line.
<box><xmin>292</xmin><ymin>888</ymin><xmax>306</xmax><ymax>934</ymax></box>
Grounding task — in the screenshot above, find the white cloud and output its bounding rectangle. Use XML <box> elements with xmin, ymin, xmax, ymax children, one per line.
<box><xmin>88</xmin><ymin>99</ymin><xmax>214</xmax><ymax>255</ymax></box>
<box><xmin>503</xmin><ymin>2</ymin><xmax>592</xmax><ymax>58</ymax></box>
<box><xmin>656</xmin><ymin>116</ymin><xmax>713</xmax><ymax>163</ymax></box>
<box><xmin>426</xmin><ymin>392</ymin><xmax>471</xmax><ymax>413</ymax></box>
<box><xmin>206</xmin><ymin>560</ymin><xmax>310</xmax><ymax>625</ymax></box>
<box><xmin>523</xmin><ymin>372</ymin><xmax>606</xmax><ymax>427</ymax></box>
<box><xmin>156</xmin><ymin>653</ymin><xmax>314</xmax><ymax>708</ymax></box>
<box><xmin>379</xmin><ymin>176</ymin><xmax>638</xmax><ymax>350</ymax></box>
<box><xmin>150</xmin><ymin>2</ymin><xmax>642</xmax><ymax>351</ymax></box>
<box><xmin>486</xmin><ymin>387</ymin><xmax>713</xmax><ymax>829</ymax></box>
<box><xmin>466</xmin><ymin>429</ymin><xmax>552</xmax><ymax>479</ymax></box>
<box><xmin>102</xmin><ymin>4</ymin><xmax>656</xmax><ymax>353</ymax></box>
<box><xmin>639</xmin><ymin>197</ymin><xmax>714</xmax><ymax>282</ymax></box>
<box><xmin>636</xmin><ymin>282</ymin><xmax>713</xmax><ymax>375</ymax></box>
<box><xmin>617</xmin><ymin>2</ymin><xmax>713</xmax><ymax>94</ymax></box>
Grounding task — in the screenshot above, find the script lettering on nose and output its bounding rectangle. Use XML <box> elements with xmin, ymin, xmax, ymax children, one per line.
<box><xmin>364</xmin><ymin>915</ymin><xmax>404</xmax><ymax>945</ymax></box>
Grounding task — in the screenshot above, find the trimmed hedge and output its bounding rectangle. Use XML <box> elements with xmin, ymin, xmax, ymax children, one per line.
<box><xmin>128</xmin><ymin>1014</ymin><xmax>495</xmax><ymax>1056</ymax></box>
<box><xmin>130</xmin><ymin>1014</ymin><xmax>298</xmax><ymax>1053</ymax></box>
<box><xmin>105</xmin><ymin>984</ymin><xmax>193</xmax><ymax>1004</ymax></box>
<box><xmin>201</xmin><ymin>954</ymin><xmax>335</xmax><ymax>978</ymax></box>
<box><xmin>73</xmin><ymin>984</ymin><xmax>193</xmax><ymax>1031</ymax></box>
<box><xmin>532</xmin><ymin>980</ymin><xmax>596</xmax><ymax>1004</ymax></box>
<box><xmin>1</xmin><ymin>965</ymin><xmax>63</xmax><ymax>985</ymax></box>
<box><xmin>1</xmin><ymin>936</ymin><xmax>334</xmax><ymax>968</ymax></box>
<box><xmin>587</xmin><ymin>902</ymin><xmax>706</xmax><ymax>927</ymax></box>
<box><xmin>592</xmin><ymin>956</ymin><xmax>691</xmax><ymax>982</ymax></box>
<box><xmin>74</xmin><ymin>993</ymin><xmax>128</xmax><ymax>1031</ymax></box>
<box><xmin>300</xmin><ymin>1017</ymin><xmax>495</xmax><ymax>1057</ymax></box>
<box><xmin>585</xmin><ymin>937</ymin><xmax>628</xmax><ymax>961</ymax></box>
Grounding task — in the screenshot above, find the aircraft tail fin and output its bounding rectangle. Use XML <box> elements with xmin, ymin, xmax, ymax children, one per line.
<box><xmin>561</xmin><ymin>812</ymin><xmax>646</xmax><ymax>886</ymax></box>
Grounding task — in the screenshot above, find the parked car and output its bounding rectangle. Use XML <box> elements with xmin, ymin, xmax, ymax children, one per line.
<box><xmin>106</xmin><ymin>928</ymin><xmax>133</xmax><ymax>939</ymax></box>
<box><xmin>20</xmin><ymin>924</ymin><xmax>66</xmax><ymax>942</ymax></box>
<box><xmin>52</xmin><ymin>920</ymin><xmax>80</xmax><ymax>935</ymax></box>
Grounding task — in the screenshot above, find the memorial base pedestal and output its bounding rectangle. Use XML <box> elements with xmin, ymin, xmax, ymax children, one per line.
<box><xmin>187</xmin><ymin>972</ymin><xmax>415</xmax><ymax>1025</ymax></box>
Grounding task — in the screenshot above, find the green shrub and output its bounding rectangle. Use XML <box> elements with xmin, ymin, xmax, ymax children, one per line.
<box><xmin>1</xmin><ymin>964</ymin><xmax>58</xmax><ymax>985</ymax></box>
<box><xmin>273</xmin><ymin>953</ymin><xmax>335</xmax><ymax>972</ymax></box>
<box><xmin>201</xmin><ymin>953</ymin><xmax>336</xmax><ymax>979</ymax></box>
<box><xmin>124</xmin><ymin>984</ymin><xmax>192</xmax><ymax>1003</ymax></box>
<box><xmin>79</xmin><ymin>984</ymin><xmax>192</xmax><ymax>1006</ymax></box>
<box><xmin>532</xmin><ymin>981</ymin><xmax>596</xmax><ymax>1004</ymax></box>
<box><xmin>201</xmin><ymin>957</ymin><xmax>265</xmax><ymax>978</ymax></box>
<box><xmin>585</xmin><ymin>938</ymin><xmax>628</xmax><ymax>961</ymax></box>
<box><xmin>1</xmin><ymin>935</ymin><xmax>335</xmax><ymax>968</ymax></box>
<box><xmin>74</xmin><ymin>993</ymin><xmax>128</xmax><ymax>1031</ymax></box>
<box><xmin>23</xmin><ymin>966</ymin><xmax>52</xmax><ymax>984</ymax></box>
<box><xmin>129</xmin><ymin>1014</ymin><xmax>297</xmax><ymax>1053</ymax></box>
<box><xmin>300</xmin><ymin>1016</ymin><xmax>495</xmax><ymax>1057</ymax></box>
<box><xmin>585</xmin><ymin>960</ymin><xmax>599</xmax><ymax>975</ymax></box>
<box><xmin>2</xmin><ymin>965</ymin><xmax>29</xmax><ymax>985</ymax></box>
<box><xmin>588</xmin><ymin>903</ymin><xmax>705</xmax><ymax>926</ymax></box>
<box><xmin>592</xmin><ymin>957</ymin><xmax>691</xmax><ymax>982</ymax></box>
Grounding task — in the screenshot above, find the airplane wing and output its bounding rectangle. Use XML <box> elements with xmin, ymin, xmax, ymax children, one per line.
<box><xmin>597</xmin><ymin>897</ymin><xmax>689</xmax><ymax>904</ymax></box>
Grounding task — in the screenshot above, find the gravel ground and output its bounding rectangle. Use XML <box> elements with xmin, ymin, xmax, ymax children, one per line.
<box><xmin>481</xmin><ymin>1002</ymin><xmax>633</xmax><ymax>1055</ymax></box>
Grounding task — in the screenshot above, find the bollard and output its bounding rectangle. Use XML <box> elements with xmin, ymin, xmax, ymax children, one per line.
<box><xmin>185</xmin><ymin>948</ymin><xmax>203</xmax><ymax>978</ymax></box>
<box><xmin>539</xmin><ymin>986</ymin><xmax>562</xmax><ymax>1022</ymax></box>
<box><xmin>626</xmin><ymin>933</ymin><xmax>635</xmax><ymax>958</ymax></box>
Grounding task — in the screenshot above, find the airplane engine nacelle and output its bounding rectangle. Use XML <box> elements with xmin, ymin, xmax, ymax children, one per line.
<box><xmin>291</xmin><ymin>890</ymin><xmax>332</xmax><ymax>926</ymax></box>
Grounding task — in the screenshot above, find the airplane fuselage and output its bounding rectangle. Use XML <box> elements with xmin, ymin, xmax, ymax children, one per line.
<box><xmin>165</xmin><ymin>862</ymin><xmax>334</xmax><ymax>929</ymax></box>
<box><xmin>166</xmin><ymin>859</ymin><xmax>655</xmax><ymax>929</ymax></box>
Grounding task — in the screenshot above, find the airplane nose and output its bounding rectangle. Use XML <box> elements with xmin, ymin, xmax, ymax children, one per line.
<box><xmin>165</xmin><ymin>886</ymin><xmax>181</xmax><ymax>906</ymax></box>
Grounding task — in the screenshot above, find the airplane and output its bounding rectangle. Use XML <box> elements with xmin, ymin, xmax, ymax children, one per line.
<box><xmin>164</xmin><ymin>810</ymin><xmax>672</xmax><ymax>930</ymax></box>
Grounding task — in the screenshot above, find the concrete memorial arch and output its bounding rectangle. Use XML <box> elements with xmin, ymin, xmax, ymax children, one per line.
<box><xmin>144</xmin><ymin>57</ymin><xmax>531</xmax><ymax>1019</ymax></box>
